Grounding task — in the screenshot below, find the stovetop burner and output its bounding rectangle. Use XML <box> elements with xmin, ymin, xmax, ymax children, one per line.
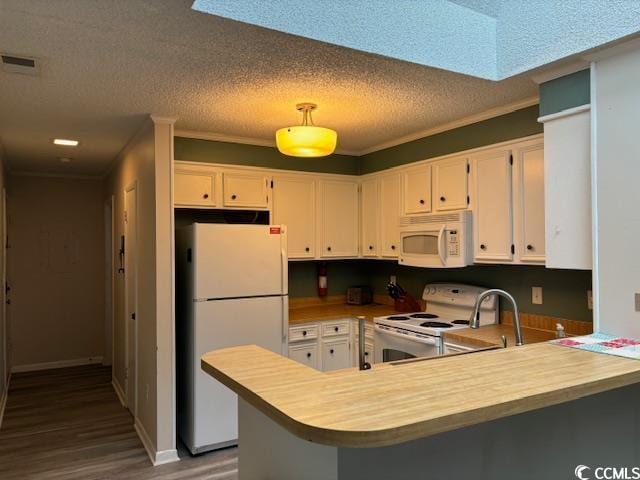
<box><xmin>387</xmin><ymin>315</ymin><xmax>411</xmax><ymax>321</ymax></box>
<box><xmin>451</xmin><ymin>320</ymin><xmax>470</xmax><ymax>325</ymax></box>
<box><xmin>420</xmin><ymin>321</ymin><xmax>453</xmax><ymax>328</ymax></box>
<box><xmin>409</xmin><ymin>313</ymin><xmax>439</xmax><ymax>319</ymax></box>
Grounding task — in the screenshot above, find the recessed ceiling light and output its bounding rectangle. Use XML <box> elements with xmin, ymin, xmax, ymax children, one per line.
<box><xmin>59</xmin><ymin>157</ymin><xmax>72</xmax><ymax>163</ymax></box>
<box><xmin>52</xmin><ymin>138</ymin><xmax>79</xmax><ymax>146</ymax></box>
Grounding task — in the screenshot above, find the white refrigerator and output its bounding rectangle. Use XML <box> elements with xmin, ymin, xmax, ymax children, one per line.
<box><xmin>176</xmin><ymin>223</ymin><xmax>288</xmax><ymax>454</ymax></box>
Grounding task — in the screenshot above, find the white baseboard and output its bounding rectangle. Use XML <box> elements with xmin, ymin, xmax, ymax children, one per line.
<box><xmin>134</xmin><ymin>417</ymin><xmax>179</xmax><ymax>466</ymax></box>
<box><xmin>11</xmin><ymin>356</ymin><xmax>104</xmax><ymax>373</ymax></box>
<box><xmin>0</xmin><ymin>372</ymin><xmax>10</xmax><ymax>431</ymax></box>
<box><xmin>112</xmin><ymin>377</ymin><xmax>127</xmax><ymax>407</ymax></box>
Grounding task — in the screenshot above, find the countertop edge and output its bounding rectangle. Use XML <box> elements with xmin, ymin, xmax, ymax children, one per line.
<box><xmin>201</xmin><ymin>346</ymin><xmax>640</xmax><ymax>448</ymax></box>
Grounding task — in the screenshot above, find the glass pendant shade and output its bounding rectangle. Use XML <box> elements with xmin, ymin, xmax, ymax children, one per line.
<box><xmin>275</xmin><ymin>103</ymin><xmax>337</xmax><ymax>157</ymax></box>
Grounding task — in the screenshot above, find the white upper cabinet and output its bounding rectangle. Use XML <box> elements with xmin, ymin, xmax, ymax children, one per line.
<box><xmin>433</xmin><ymin>157</ymin><xmax>469</xmax><ymax>211</ymax></box>
<box><xmin>360</xmin><ymin>178</ymin><xmax>379</xmax><ymax>257</ymax></box>
<box><xmin>174</xmin><ymin>168</ymin><xmax>216</xmax><ymax>208</ymax></box>
<box><xmin>379</xmin><ymin>173</ymin><xmax>401</xmax><ymax>258</ymax></box>
<box><xmin>473</xmin><ymin>149</ymin><xmax>513</xmax><ymax>262</ymax></box>
<box><xmin>222</xmin><ymin>171</ymin><xmax>270</xmax><ymax>209</ymax></box>
<box><xmin>272</xmin><ymin>175</ymin><xmax>316</xmax><ymax>259</ymax></box>
<box><xmin>402</xmin><ymin>165</ymin><xmax>432</xmax><ymax>214</ymax></box>
<box><xmin>539</xmin><ymin>106</ymin><xmax>592</xmax><ymax>270</ymax></box>
<box><xmin>514</xmin><ymin>142</ymin><xmax>545</xmax><ymax>264</ymax></box>
<box><xmin>319</xmin><ymin>179</ymin><xmax>359</xmax><ymax>258</ymax></box>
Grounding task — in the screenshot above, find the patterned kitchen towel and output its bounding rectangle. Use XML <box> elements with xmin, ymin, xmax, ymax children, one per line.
<box><xmin>551</xmin><ymin>332</ymin><xmax>640</xmax><ymax>360</ymax></box>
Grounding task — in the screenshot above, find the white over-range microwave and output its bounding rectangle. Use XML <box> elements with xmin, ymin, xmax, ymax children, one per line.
<box><xmin>398</xmin><ymin>210</ymin><xmax>473</xmax><ymax>268</ymax></box>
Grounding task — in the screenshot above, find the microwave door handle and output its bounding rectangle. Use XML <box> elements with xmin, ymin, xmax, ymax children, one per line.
<box><xmin>437</xmin><ymin>225</ymin><xmax>446</xmax><ymax>266</ymax></box>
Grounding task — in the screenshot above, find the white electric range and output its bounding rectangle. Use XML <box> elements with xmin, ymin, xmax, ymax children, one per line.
<box><xmin>373</xmin><ymin>283</ymin><xmax>498</xmax><ymax>363</ymax></box>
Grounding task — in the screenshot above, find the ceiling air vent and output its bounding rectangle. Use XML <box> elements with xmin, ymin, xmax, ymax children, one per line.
<box><xmin>1</xmin><ymin>54</ymin><xmax>40</xmax><ymax>75</ymax></box>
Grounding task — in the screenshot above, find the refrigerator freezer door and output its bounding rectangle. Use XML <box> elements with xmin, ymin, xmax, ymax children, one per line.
<box><xmin>191</xmin><ymin>295</ymin><xmax>287</xmax><ymax>451</ymax></box>
<box><xmin>193</xmin><ymin>224</ymin><xmax>287</xmax><ymax>299</ymax></box>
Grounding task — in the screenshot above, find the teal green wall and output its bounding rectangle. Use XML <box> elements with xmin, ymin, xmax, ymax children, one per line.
<box><xmin>288</xmin><ymin>261</ymin><xmax>592</xmax><ymax>322</ymax></box>
<box><xmin>539</xmin><ymin>69</ymin><xmax>590</xmax><ymax>117</ymax></box>
<box><xmin>174</xmin><ymin>137</ymin><xmax>359</xmax><ymax>175</ymax></box>
<box><xmin>357</xmin><ymin>105</ymin><xmax>542</xmax><ymax>174</ymax></box>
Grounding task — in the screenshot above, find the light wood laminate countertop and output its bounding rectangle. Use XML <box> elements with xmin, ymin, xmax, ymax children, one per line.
<box><xmin>445</xmin><ymin>324</ymin><xmax>557</xmax><ymax>348</ymax></box>
<box><xmin>202</xmin><ymin>342</ymin><xmax>640</xmax><ymax>448</ymax></box>
<box><xmin>289</xmin><ymin>303</ymin><xmax>399</xmax><ymax>325</ymax></box>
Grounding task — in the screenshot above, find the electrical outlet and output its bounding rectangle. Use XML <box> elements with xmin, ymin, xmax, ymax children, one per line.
<box><xmin>532</xmin><ymin>286</ymin><xmax>543</xmax><ymax>305</ymax></box>
<box><xmin>587</xmin><ymin>290</ymin><xmax>593</xmax><ymax>310</ymax></box>
<box><xmin>390</xmin><ymin>275</ymin><xmax>397</xmax><ymax>284</ymax></box>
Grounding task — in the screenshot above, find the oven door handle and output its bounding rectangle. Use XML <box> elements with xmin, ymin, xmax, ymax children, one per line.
<box><xmin>374</xmin><ymin>325</ymin><xmax>437</xmax><ymax>345</ymax></box>
<box><xmin>437</xmin><ymin>225</ymin><xmax>446</xmax><ymax>266</ymax></box>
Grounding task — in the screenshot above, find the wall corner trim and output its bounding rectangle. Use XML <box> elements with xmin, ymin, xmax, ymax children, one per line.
<box><xmin>0</xmin><ymin>372</ymin><xmax>10</xmax><ymax>431</ymax></box>
<box><xmin>112</xmin><ymin>378</ymin><xmax>127</xmax><ymax>407</ymax></box>
<box><xmin>134</xmin><ymin>417</ymin><xmax>180</xmax><ymax>466</ymax></box>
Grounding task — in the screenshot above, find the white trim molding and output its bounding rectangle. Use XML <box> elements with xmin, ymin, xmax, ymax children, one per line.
<box><xmin>134</xmin><ymin>417</ymin><xmax>180</xmax><ymax>466</ymax></box>
<box><xmin>112</xmin><ymin>377</ymin><xmax>127</xmax><ymax>407</ymax></box>
<box><xmin>530</xmin><ymin>60</ymin><xmax>590</xmax><ymax>84</ymax></box>
<box><xmin>11</xmin><ymin>356</ymin><xmax>104</xmax><ymax>374</ymax></box>
<box><xmin>174</xmin><ymin>96</ymin><xmax>539</xmax><ymax>157</ymax></box>
<box><xmin>537</xmin><ymin>104</ymin><xmax>591</xmax><ymax>124</ymax></box>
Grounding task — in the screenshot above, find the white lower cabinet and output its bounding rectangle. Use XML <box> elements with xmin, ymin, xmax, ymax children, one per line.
<box><xmin>288</xmin><ymin>343</ymin><xmax>319</xmax><ymax>370</ymax></box>
<box><xmin>288</xmin><ymin>318</ymin><xmax>374</xmax><ymax>372</ymax></box>
<box><xmin>321</xmin><ymin>338</ymin><xmax>351</xmax><ymax>372</ymax></box>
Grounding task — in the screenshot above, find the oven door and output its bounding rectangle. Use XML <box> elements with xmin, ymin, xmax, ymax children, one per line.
<box><xmin>374</xmin><ymin>325</ymin><xmax>441</xmax><ymax>363</ymax></box>
<box><xmin>398</xmin><ymin>226</ymin><xmax>446</xmax><ymax>268</ymax></box>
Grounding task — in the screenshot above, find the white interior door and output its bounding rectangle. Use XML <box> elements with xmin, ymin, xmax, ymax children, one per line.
<box><xmin>193</xmin><ymin>295</ymin><xmax>286</xmax><ymax>448</ymax></box>
<box><xmin>124</xmin><ymin>183</ymin><xmax>138</xmax><ymax>414</ymax></box>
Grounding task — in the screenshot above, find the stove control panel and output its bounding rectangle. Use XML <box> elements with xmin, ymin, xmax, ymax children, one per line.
<box><xmin>422</xmin><ymin>283</ymin><xmax>497</xmax><ymax>309</ymax></box>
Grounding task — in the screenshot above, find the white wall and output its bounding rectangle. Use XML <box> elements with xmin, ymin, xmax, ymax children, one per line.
<box><xmin>7</xmin><ymin>175</ymin><xmax>104</xmax><ymax>369</ymax></box>
<box><xmin>592</xmin><ymin>46</ymin><xmax>640</xmax><ymax>337</ymax></box>
<box><xmin>0</xmin><ymin>147</ymin><xmax>7</xmax><ymax>413</ymax></box>
<box><xmin>103</xmin><ymin>116</ymin><xmax>176</xmax><ymax>463</ymax></box>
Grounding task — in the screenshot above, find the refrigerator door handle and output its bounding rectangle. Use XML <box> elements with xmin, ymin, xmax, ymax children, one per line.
<box><xmin>281</xmin><ymin>295</ymin><xmax>289</xmax><ymax>354</ymax></box>
<box><xmin>280</xmin><ymin>227</ymin><xmax>288</xmax><ymax>295</ymax></box>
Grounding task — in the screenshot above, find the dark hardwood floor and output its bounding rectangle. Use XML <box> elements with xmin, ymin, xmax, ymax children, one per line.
<box><xmin>0</xmin><ymin>365</ymin><xmax>238</xmax><ymax>479</ymax></box>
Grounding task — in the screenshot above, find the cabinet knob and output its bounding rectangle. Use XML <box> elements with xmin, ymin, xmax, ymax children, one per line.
<box><xmin>306</xmin><ymin>352</ymin><xmax>311</xmax><ymax>358</ymax></box>
<box><xmin>419</xmin><ymin>199</ymin><xmax>425</xmax><ymax>205</ymax></box>
<box><xmin>203</xmin><ymin>193</ymin><xmax>209</xmax><ymax>199</ymax></box>
<box><xmin>330</xmin><ymin>349</ymin><xmax>334</xmax><ymax>354</ymax></box>
<box><xmin>327</xmin><ymin>246</ymin><xmax>332</xmax><ymax>252</ymax></box>
<box><xmin>302</xmin><ymin>330</ymin><xmax>307</xmax><ymax>336</ymax></box>
<box><xmin>368</xmin><ymin>245</ymin><xmax>373</xmax><ymax>250</ymax></box>
<box><xmin>527</xmin><ymin>244</ymin><xmax>534</xmax><ymax>251</ymax></box>
<box><xmin>440</xmin><ymin>196</ymin><xmax>446</xmax><ymax>202</ymax></box>
<box><xmin>391</xmin><ymin>245</ymin><xmax>396</xmax><ymax>250</ymax></box>
<box><xmin>231</xmin><ymin>194</ymin><xmax>237</xmax><ymax>200</ymax></box>
<box><xmin>480</xmin><ymin>244</ymin><xmax>486</xmax><ymax>250</ymax></box>
<box><xmin>365</xmin><ymin>351</ymin><xmax>369</xmax><ymax>357</ymax></box>
<box><xmin>305</xmin><ymin>247</ymin><xmax>310</xmax><ymax>252</ymax></box>
<box><xmin>334</xmin><ymin>326</ymin><xmax>339</xmax><ymax>332</ymax></box>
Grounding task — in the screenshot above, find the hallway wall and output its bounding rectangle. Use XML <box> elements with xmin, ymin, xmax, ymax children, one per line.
<box><xmin>7</xmin><ymin>175</ymin><xmax>104</xmax><ymax>369</ymax></box>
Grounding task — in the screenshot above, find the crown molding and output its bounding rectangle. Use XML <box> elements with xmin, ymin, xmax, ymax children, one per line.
<box><xmin>174</xmin><ymin>96</ymin><xmax>539</xmax><ymax>158</ymax></box>
<box><xmin>530</xmin><ymin>60</ymin><xmax>590</xmax><ymax>84</ymax></box>
<box><xmin>354</xmin><ymin>96</ymin><xmax>539</xmax><ymax>156</ymax></box>
<box><xmin>151</xmin><ymin>115</ymin><xmax>178</xmax><ymax>125</ymax></box>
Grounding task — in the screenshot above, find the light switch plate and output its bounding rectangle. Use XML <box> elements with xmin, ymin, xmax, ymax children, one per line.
<box><xmin>532</xmin><ymin>286</ymin><xmax>543</xmax><ymax>305</ymax></box>
<box><xmin>635</xmin><ymin>293</ymin><xmax>640</xmax><ymax>312</ymax></box>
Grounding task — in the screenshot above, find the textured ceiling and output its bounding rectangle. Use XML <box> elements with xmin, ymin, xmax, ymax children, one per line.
<box><xmin>0</xmin><ymin>0</ymin><xmax>538</xmax><ymax>176</ymax></box>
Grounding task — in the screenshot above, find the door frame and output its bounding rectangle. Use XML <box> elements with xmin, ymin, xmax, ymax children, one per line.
<box><xmin>124</xmin><ymin>181</ymin><xmax>138</xmax><ymax>415</ymax></box>
<box><xmin>1</xmin><ymin>187</ymin><xmax>7</xmax><ymax>387</ymax></box>
<box><xmin>104</xmin><ymin>196</ymin><xmax>114</xmax><ymax>367</ymax></box>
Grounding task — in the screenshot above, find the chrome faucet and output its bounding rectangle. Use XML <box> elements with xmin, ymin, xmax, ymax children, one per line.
<box><xmin>469</xmin><ymin>289</ymin><xmax>524</xmax><ymax>346</ymax></box>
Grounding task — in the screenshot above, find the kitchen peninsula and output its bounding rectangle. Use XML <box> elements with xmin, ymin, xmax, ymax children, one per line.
<box><xmin>202</xmin><ymin>343</ymin><xmax>640</xmax><ymax>480</ymax></box>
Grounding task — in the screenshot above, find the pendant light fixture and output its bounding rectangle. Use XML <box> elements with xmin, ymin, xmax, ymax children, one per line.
<box><xmin>276</xmin><ymin>103</ymin><xmax>337</xmax><ymax>158</ymax></box>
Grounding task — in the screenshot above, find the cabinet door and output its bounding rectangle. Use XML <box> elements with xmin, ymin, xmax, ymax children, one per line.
<box><xmin>319</xmin><ymin>179</ymin><xmax>359</xmax><ymax>258</ymax></box>
<box><xmin>222</xmin><ymin>172</ymin><xmax>270</xmax><ymax>209</ymax></box>
<box><xmin>174</xmin><ymin>171</ymin><xmax>216</xmax><ymax>207</ymax></box>
<box><xmin>433</xmin><ymin>157</ymin><xmax>469</xmax><ymax>211</ymax></box>
<box><xmin>272</xmin><ymin>176</ymin><xmax>316</xmax><ymax>259</ymax></box>
<box><xmin>360</xmin><ymin>178</ymin><xmax>379</xmax><ymax>257</ymax></box>
<box><xmin>473</xmin><ymin>150</ymin><xmax>513</xmax><ymax>262</ymax></box>
<box><xmin>379</xmin><ymin>174</ymin><xmax>401</xmax><ymax>258</ymax></box>
<box><xmin>516</xmin><ymin>143</ymin><xmax>545</xmax><ymax>263</ymax></box>
<box><xmin>321</xmin><ymin>338</ymin><xmax>350</xmax><ymax>372</ymax></box>
<box><xmin>288</xmin><ymin>343</ymin><xmax>319</xmax><ymax>370</ymax></box>
<box><xmin>402</xmin><ymin>165</ymin><xmax>432</xmax><ymax>214</ymax></box>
